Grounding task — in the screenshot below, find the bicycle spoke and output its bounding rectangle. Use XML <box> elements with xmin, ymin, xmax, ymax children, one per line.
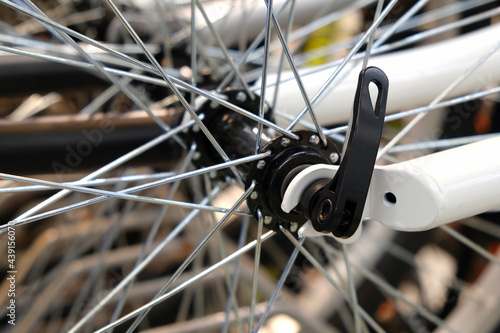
<box><xmin>361</xmin><ymin>0</ymin><xmax>384</xmax><ymax>69</ymax></box>
<box><xmin>90</xmin><ymin>229</ymin><xmax>275</xmax><ymax>333</ymax></box>
<box><xmin>195</xmin><ymin>0</ymin><xmax>254</xmax><ymax>97</ymax></box>
<box><xmin>377</xmin><ymin>238</ymin><xmax>470</xmax><ymax>306</ymax></box>
<box><xmin>376</xmin><ymin>5</ymin><xmax>500</xmax><ymax>55</ymax></box>
<box><xmin>316</xmin><ymin>235</ymin><xmax>459</xmax><ymax>332</ymax></box>
<box><xmin>253</xmin><ymin>232</ymin><xmax>303</xmax><ymax>333</ymax></box>
<box><xmin>203</xmin><ymin>174</ymin><xmax>245</xmax><ymax>330</ymax></box>
<box><xmin>0</xmin><ymin>42</ymin><xmax>300</xmax><ymax>139</ymax></box>
<box><xmin>3</xmin><ymin>1</ymin><xmax>500</xmax><ymax>332</ymax></box>
<box><xmin>17</xmin><ymin>188</ymin><xmax>212</xmax><ymax>332</ymax></box>
<box><xmin>10</xmin><ymin>0</ymin><xmax>178</xmax><ymax>138</ymax></box>
<box><xmin>0</xmin><ymin>173</ymin><xmax>219</xmax><ymax>209</ymax></box>
<box><xmin>265</xmin><ymin>0</ymin><xmax>328</xmax><ymax>147</ymax></box>
<box><xmin>1</xmin><ymin>182</ymin><xmax>250</xmax><ymax>232</ymax></box>
<box><xmin>248</xmin><ymin>209</ymin><xmax>265</xmax><ymax>332</ymax></box>
<box><xmin>123</xmin><ymin>184</ymin><xmax>255</xmax><ymax>332</ymax></box>
<box><xmin>0</xmin><ymin>120</ymin><xmax>191</xmax><ymax>234</ymax></box>
<box><xmin>0</xmin><ymin>143</ymin><xmax>270</xmax><ymax>232</ymax></box>
<box><xmin>190</xmin><ymin>0</ymin><xmax>197</xmax><ymax>105</ymax></box>
<box><xmin>105</xmin><ymin>0</ymin><xmax>248</xmax><ymax>185</ymax></box>
<box><xmin>342</xmin><ymin>244</ymin><xmax>363</xmax><ymax>333</ymax></box>
<box><xmin>271</xmin><ymin>0</ymin><xmax>296</xmax><ymax>111</ymax></box>
<box><xmin>440</xmin><ymin>225</ymin><xmax>500</xmax><ymax>266</ymax></box>
<box><xmin>66</xmin><ymin>190</ymin><xmax>218</xmax><ymax>332</ymax></box>
<box><xmin>0</xmin><ymin>151</ymin><xmax>267</xmax><ymax>201</ymax></box>
<box><xmin>108</xmin><ymin>144</ymin><xmax>197</xmax><ymax>325</ymax></box>
<box><xmin>280</xmin><ymin>0</ymin><xmax>497</xmax><ymax>73</ymax></box>
<box><xmin>285</xmin><ymin>0</ymin><xmax>399</xmax><ymax>131</ymax></box>
<box><xmin>0</xmin><ymin>172</ymin><xmax>177</xmax><ymax>194</ymax></box>
<box><xmin>254</xmin><ymin>0</ymin><xmax>274</xmax><ymax>154</ymax></box>
<box><xmin>324</xmin><ymin>84</ymin><xmax>500</xmax><ymax>137</ymax></box>
<box><xmin>377</xmin><ymin>38</ymin><xmax>500</xmax><ymax>160</ymax></box>
<box><xmin>216</xmin><ymin>0</ymin><xmax>294</xmax><ymax>91</ymax></box>
<box><xmin>386</xmin><ymin>133</ymin><xmax>500</xmax><ymax>153</ymax></box>
<box><xmin>264</xmin><ymin>0</ymin><xmax>374</xmax><ymax>59</ymax></box>
<box><xmin>66</xmin><ymin>197</ymin><xmax>134</xmax><ymax>327</ymax></box>
<box><xmin>222</xmin><ymin>216</ymin><xmax>251</xmax><ymax>333</ymax></box>
<box><xmin>460</xmin><ymin>216</ymin><xmax>500</xmax><ymax>240</ymax></box>
<box><xmin>281</xmin><ymin>228</ymin><xmax>386</xmax><ymax>333</ymax></box>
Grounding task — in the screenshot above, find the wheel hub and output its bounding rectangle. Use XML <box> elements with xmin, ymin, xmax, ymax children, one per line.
<box><xmin>245</xmin><ymin>130</ymin><xmax>341</xmax><ymax>232</ymax></box>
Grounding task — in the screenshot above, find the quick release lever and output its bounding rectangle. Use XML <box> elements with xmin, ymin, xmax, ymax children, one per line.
<box><xmin>300</xmin><ymin>66</ymin><xmax>389</xmax><ymax>238</ymax></box>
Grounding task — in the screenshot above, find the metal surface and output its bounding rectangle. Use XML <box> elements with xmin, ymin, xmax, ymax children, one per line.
<box><xmin>192</xmin><ymin>89</ymin><xmax>272</xmax><ymax>177</ymax></box>
<box><xmin>245</xmin><ymin>130</ymin><xmax>341</xmax><ymax>232</ymax></box>
<box><xmin>282</xmin><ymin>136</ymin><xmax>500</xmax><ymax>235</ymax></box>
<box><xmin>259</xmin><ymin>24</ymin><xmax>500</xmax><ymax>125</ymax></box>
<box><xmin>369</xmin><ymin>135</ymin><xmax>500</xmax><ymax>231</ymax></box>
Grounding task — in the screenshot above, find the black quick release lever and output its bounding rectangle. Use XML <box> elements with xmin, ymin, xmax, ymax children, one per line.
<box><xmin>299</xmin><ymin>66</ymin><xmax>389</xmax><ymax>238</ymax></box>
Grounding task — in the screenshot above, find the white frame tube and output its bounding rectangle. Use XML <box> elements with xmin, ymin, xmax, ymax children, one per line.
<box><xmin>369</xmin><ymin>136</ymin><xmax>500</xmax><ymax>231</ymax></box>
<box><xmin>261</xmin><ymin>24</ymin><xmax>500</xmax><ymax>125</ymax></box>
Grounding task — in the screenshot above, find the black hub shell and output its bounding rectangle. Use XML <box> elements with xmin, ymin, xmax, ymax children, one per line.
<box><xmin>245</xmin><ymin>130</ymin><xmax>341</xmax><ymax>232</ymax></box>
<box><xmin>190</xmin><ymin>89</ymin><xmax>271</xmax><ymax>179</ymax></box>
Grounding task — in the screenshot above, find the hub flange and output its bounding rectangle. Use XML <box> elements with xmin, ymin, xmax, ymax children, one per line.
<box><xmin>245</xmin><ymin>130</ymin><xmax>341</xmax><ymax>232</ymax></box>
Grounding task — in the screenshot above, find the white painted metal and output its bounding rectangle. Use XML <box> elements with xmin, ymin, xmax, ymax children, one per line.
<box><xmin>282</xmin><ymin>136</ymin><xmax>500</xmax><ymax>239</ymax></box>
<box><xmin>281</xmin><ymin>164</ymin><xmax>338</xmax><ymax>213</ymax></box>
<box><xmin>370</xmin><ymin>135</ymin><xmax>500</xmax><ymax>231</ymax></box>
<box><xmin>259</xmin><ymin>24</ymin><xmax>500</xmax><ymax>125</ymax></box>
<box><xmin>121</xmin><ymin>0</ymin><xmax>351</xmax><ymax>46</ymax></box>
<box><xmin>281</xmin><ymin>163</ymin><xmax>361</xmax><ymax>243</ymax></box>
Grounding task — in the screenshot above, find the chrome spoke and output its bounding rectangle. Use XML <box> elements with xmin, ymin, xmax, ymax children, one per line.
<box><xmin>123</xmin><ymin>184</ymin><xmax>256</xmax><ymax>332</ymax></box>
<box><xmin>91</xmin><ymin>230</ymin><xmax>275</xmax><ymax>333</ymax></box>
<box><xmin>105</xmin><ymin>0</ymin><xmax>245</xmax><ymax>184</ymax></box>
<box><xmin>0</xmin><ymin>173</ymin><xmax>223</xmax><ymax>210</ymax></box>
<box><xmin>440</xmin><ymin>225</ymin><xmax>500</xmax><ymax>266</ymax></box>
<box><xmin>248</xmin><ymin>209</ymin><xmax>265</xmax><ymax>332</ymax></box>
<box><xmin>0</xmin><ymin>149</ymin><xmax>269</xmax><ymax>231</ymax></box>
<box><xmin>271</xmin><ymin>0</ymin><xmax>296</xmax><ymax>111</ymax></box>
<box><xmin>374</xmin><ymin>5</ymin><xmax>500</xmax><ymax>56</ymax></box>
<box><xmin>377</xmin><ymin>37</ymin><xmax>500</xmax><ymax>160</ymax></box>
<box><xmin>281</xmin><ymin>228</ymin><xmax>386</xmax><ymax>333</ymax></box>
<box><xmin>264</xmin><ymin>0</ymin><xmax>374</xmax><ymax>58</ymax></box>
<box><xmin>216</xmin><ymin>0</ymin><xmax>293</xmax><ymax>91</ymax></box>
<box><xmin>195</xmin><ymin>0</ymin><xmax>254</xmax><ymax>97</ymax></box>
<box><xmin>286</xmin><ymin>0</ymin><xmax>399</xmax><ymax>131</ymax></box>
<box><xmin>221</xmin><ymin>216</ymin><xmax>251</xmax><ymax>333</ymax></box>
<box><xmin>255</xmin><ymin>0</ymin><xmax>274</xmax><ymax>153</ymax></box>
<box><xmin>253</xmin><ymin>231</ymin><xmax>303</xmax><ymax>333</ymax></box>
<box><xmin>342</xmin><ymin>244</ymin><xmax>363</xmax><ymax>333</ymax></box>
<box><xmin>203</xmin><ymin>174</ymin><xmax>244</xmax><ymax>331</ymax></box>
<box><xmin>361</xmin><ymin>0</ymin><xmax>384</xmax><ymax>69</ymax></box>
<box><xmin>460</xmin><ymin>216</ymin><xmax>500</xmax><ymax>240</ymax></box>
<box><xmin>316</xmin><ymin>235</ymin><xmax>458</xmax><ymax>332</ymax></box>
<box><xmin>0</xmin><ymin>172</ymin><xmax>176</xmax><ymax>194</ymax></box>
<box><xmin>108</xmin><ymin>144</ymin><xmax>197</xmax><ymax>325</ymax></box>
<box><xmin>0</xmin><ymin>2</ymin><xmax>160</xmax><ymax>75</ymax></box>
<box><xmin>66</xmin><ymin>190</ymin><xmax>215</xmax><ymax>333</ymax></box>
<box><xmin>190</xmin><ymin>0</ymin><xmax>197</xmax><ymax>105</ymax></box>
<box><xmin>325</xmin><ymin>85</ymin><xmax>500</xmax><ymax>136</ymax></box>
<box><xmin>387</xmin><ymin>133</ymin><xmax>500</xmax><ymax>153</ymax></box>
<box><xmin>10</xmin><ymin>0</ymin><xmax>177</xmax><ymax>138</ymax></box>
<box><xmin>0</xmin><ymin>43</ymin><xmax>299</xmax><ymax>139</ymax></box>
<box><xmin>0</xmin><ymin>119</ymin><xmax>192</xmax><ymax>234</ymax></box>
<box><xmin>0</xmin><ymin>152</ymin><xmax>268</xmax><ymax>198</ymax></box>
<box><xmin>265</xmin><ymin>0</ymin><xmax>328</xmax><ymax>147</ymax></box>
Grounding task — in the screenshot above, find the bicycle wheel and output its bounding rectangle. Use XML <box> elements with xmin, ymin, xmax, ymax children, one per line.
<box><xmin>1</xmin><ymin>1</ymin><xmax>500</xmax><ymax>332</ymax></box>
